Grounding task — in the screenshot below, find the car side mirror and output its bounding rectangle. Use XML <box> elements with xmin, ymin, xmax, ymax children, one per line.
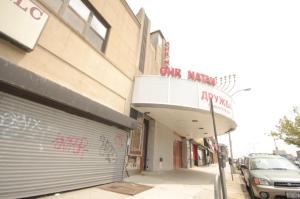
<box><xmin>240</xmin><ymin>164</ymin><xmax>248</xmax><ymax>170</ymax></box>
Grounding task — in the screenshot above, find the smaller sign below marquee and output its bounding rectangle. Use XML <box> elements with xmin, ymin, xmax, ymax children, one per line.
<box><xmin>0</xmin><ymin>0</ymin><xmax>48</xmax><ymax>50</ymax></box>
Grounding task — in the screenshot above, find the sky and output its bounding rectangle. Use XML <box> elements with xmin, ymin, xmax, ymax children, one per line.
<box><xmin>126</xmin><ymin>0</ymin><xmax>300</xmax><ymax>158</ymax></box>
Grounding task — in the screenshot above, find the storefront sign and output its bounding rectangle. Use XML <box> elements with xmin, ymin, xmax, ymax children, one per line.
<box><xmin>0</xmin><ymin>0</ymin><xmax>48</xmax><ymax>50</ymax></box>
<box><xmin>160</xmin><ymin>66</ymin><xmax>216</xmax><ymax>87</ymax></box>
<box><xmin>133</xmin><ymin>76</ymin><xmax>233</xmax><ymax>119</ymax></box>
<box><xmin>160</xmin><ymin>42</ymin><xmax>216</xmax><ymax>86</ymax></box>
<box><xmin>201</xmin><ymin>91</ymin><xmax>232</xmax><ymax>115</ymax></box>
<box><xmin>163</xmin><ymin>42</ymin><xmax>170</xmax><ymax>67</ymax></box>
<box><xmin>188</xmin><ymin>71</ymin><xmax>216</xmax><ymax>86</ymax></box>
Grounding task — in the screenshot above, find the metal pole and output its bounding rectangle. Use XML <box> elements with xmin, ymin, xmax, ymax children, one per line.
<box><xmin>273</xmin><ymin>137</ymin><xmax>278</xmax><ymax>154</ymax></box>
<box><xmin>209</xmin><ymin>99</ymin><xmax>227</xmax><ymax>199</ymax></box>
<box><xmin>228</xmin><ymin>132</ymin><xmax>234</xmax><ymax>181</ymax></box>
<box><xmin>214</xmin><ymin>174</ymin><xmax>222</xmax><ymax>199</ymax></box>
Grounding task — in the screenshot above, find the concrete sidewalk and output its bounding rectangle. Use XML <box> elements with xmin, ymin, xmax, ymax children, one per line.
<box><xmin>123</xmin><ymin>166</ymin><xmax>216</xmax><ymax>199</ymax></box>
<box><xmin>39</xmin><ymin>164</ymin><xmax>249</xmax><ymax>199</ymax></box>
<box><xmin>224</xmin><ymin>165</ymin><xmax>250</xmax><ymax>199</ymax></box>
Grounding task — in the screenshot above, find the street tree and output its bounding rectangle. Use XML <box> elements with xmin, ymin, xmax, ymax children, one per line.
<box><xmin>271</xmin><ymin>107</ymin><xmax>300</xmax><ymax>148</ymax></box>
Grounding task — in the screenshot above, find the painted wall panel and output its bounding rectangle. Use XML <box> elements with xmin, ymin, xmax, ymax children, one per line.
<box><xmin>152</xmin><ymin>122</ymin><xmax>174</xmax><ymax>171</ymax></box>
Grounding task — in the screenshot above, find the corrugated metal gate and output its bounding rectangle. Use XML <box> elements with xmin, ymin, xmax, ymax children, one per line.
<box><xmin>0</xmin><ymin>91</ymin><xmax>128</xmax><ymax>199</ymax></box>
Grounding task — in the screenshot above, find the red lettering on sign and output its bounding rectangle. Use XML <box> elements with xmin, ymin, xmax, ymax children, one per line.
<box><xmin>160</xmin><ymin>67</ymin><xmax>168</xmax><ymax>76</ymax></box>
<box><xmin>186</xmin><ymin>71</ymin><xmax>215</xmax><ymax>86</ymax></box>
<box><xmin>188</xmin><ymin>71</ymin><xmax>195</xmax><ymax>80</ymax></box>
<box><xmin>175</xmin><ymin>68</ymin><xmax>181</xmax><ymax>78</ymax></box>
<box><xmin>160</xmin><ymin>67</ymin><xmax>181</xmax><ymax>78</ymax></box>
<box><xmin>219</xmin><ymin>97</ymin><xmax>226</xmax><ymax>106</ymax></box>
<box><xmin>13</xmin><ymin>0</ymin><xmax>28</xmax><ymax>12</ymax></box>
<box><xmin>195</xmin><ymin>73</ymin><xmax>201</xmax><ymax>81</ymax></box>
<box><xmin>163</xmin><ymin>42</ymin><xmax>170</xmax><ymax>67</ymax></box>
<box><xmin>168</xmin><ymin>67</ymin><xmax>175</xmax><ymax>76</ymax></box>
<box><xmin>163</xmin><ymin>59</ymin><xmax>170</xmax><ymax>66</ymax></box>
<box><xmin>30</xmin><ymin>7</ymin><xmax>43</xmax><ymax>20</ymax></box>
<box><xmin>201</xmin><ymin>91</ymin><xmax>208</xmax><ymax>101</ymax></box>
<box><xmin>11</xmin><ymin>0</ymin><xmax>44</xmax><ymax>20</ymax></box>
<box><xmin>213</xmin><ymin>95</ymin><xmax>218</xmax><ymax>103</ymax></box>
<box><xmin>210</xmin><ymin>77</ymin><xmax>216</xmax><ymax>86</ymax></box>
<box><xmin>164</xmin><ymin>47</ymin><xmax>169</xmax><ymax>57</ymax></box>
<box><xmin>201</xmin><ymin>91</ymin><xmax>232</xmax><ymax>110</ymax></box>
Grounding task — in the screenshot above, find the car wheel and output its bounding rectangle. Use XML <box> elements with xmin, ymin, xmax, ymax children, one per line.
<box><xmin>249</xmin><ymin>185</ymin><xmax>259</xmax><ymax>199</ymax></box>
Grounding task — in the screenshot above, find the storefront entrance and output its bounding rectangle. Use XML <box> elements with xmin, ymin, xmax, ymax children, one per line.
<box><xmin>193</xmin><ymin>144</ymin><xmax>198</xmax><ymax>166</ymax></box>
<box><xmin>141</xmin><ymin>119</ymin><xmax>149</xmax><ymax>171</ymax></box>
<box><xmin>174</xmin><ymin>140</ymin><xmax>182</xmax><ymax>169</ymax></box>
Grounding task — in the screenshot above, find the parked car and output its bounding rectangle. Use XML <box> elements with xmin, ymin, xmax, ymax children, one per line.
<box><xmin>241</xmin><ymin>154</ymin><xmax>300</xmax><ymax>199</ymax></box>
<box><xmin>236</xmin><ymin>157</ymin><xmax>245</xmax><ymax>170</ymax></box>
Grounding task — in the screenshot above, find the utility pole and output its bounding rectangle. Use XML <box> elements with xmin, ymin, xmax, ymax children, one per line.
<box><xmin>228</xmin><ymin>88</ymin><xmax>251</xmax><ymax>181</ymax></box>
<box><xmin>273</xmin><ymin>136</ymin><xmax>279</xmax><ymax>154</ymax></box>
<box><xmin>210</xmin><ymin>99</ymin><xmax>227</xmax><ymax>199</ymax></box>
<box><xmin>228</xmin><ymin>131</ymin><xmax>234</xmax><ymax>181</ymax></box>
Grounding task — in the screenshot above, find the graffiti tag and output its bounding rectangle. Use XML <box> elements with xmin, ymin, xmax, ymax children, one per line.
<box><xmin>99</xmin><ymin>135</ymin><xmax>117</xmax><ymax>163</ymax></box>
<box><xmin>52</xmin><ymin>134</ymin><xmax>88</xmax><ymax>156</ymax></box>
<box><xmin>0</xmin><ymin>111</ymin><xmax>42</xmax><ymax>139</ymax></box>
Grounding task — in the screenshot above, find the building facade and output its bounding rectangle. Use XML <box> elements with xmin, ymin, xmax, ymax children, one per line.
<box><xmin>128</xmin><ymin>9</ymin><xmax>236</xmax><ymax>173</ymax></box>
<box><xmin>0</xmin><ymin>0</ymin><xmax>142</xmax><ymax>198</ymax></box>
<box><xmin>0</xmin><ymin>0</ymin><xmax>236</xmax><ymax>198</ymax></box>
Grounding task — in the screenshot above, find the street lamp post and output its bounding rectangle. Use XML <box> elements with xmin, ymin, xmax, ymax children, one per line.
<box><xmin>228</xmin><ymin>88</ymin><xmax>251</xmax><ymax>181</ymax></box>
<box><xmin>231</xmin><ymin>88</ymin><xmax>251</xmax><ymax>97</ymax></box>
<box><xmin>272</xmin><ymin>135</ymin><xmax>279</xmax><ymax>154</ymax></box>
<box><xmin>227</xmin><ymin>129</ymin><xmax>234</xmax><ymax>181</ymax></box>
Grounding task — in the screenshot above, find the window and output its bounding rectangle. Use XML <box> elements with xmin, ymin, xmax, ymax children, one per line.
<box><xmin>91</xmin><ymin>15</ymin><xmax>107</xmax><ymax>39</ymax></box>
<box><xmin>68</xmin><ymin>0</ymin><xmax>90</xmax><ymax>21</ymax></box>
<box><xmin>250</xmin><ymin>157</ymin><xmax>299</xmax><ymax>171</ymax></box>
<box><xmin>40</xmin><ymin>0</ymin><xmax>110</xmax><ymax>53</ymax></box>
<box><xmin>40</xmin><ymin>0</ymin><xmax>62</xmax><ymax>12</ymax></box>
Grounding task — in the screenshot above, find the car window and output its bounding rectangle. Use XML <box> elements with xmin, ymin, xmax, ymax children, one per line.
<box><xmin>250</xmin><ymin>157</ymin><xmax>299</xmax><ymax>170</ymax></box>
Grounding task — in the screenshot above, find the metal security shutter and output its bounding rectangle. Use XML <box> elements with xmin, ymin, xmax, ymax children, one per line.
<box><xmin>0</xmin><ymin>91</ymin><xmax>128</xmax><ymax>199</ymax></box>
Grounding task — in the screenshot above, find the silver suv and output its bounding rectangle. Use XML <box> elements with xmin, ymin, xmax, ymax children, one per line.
<box><xmin>241</xmin><ymin>154</ymin><xmax>300</xmax><ymax>199</ymax></box>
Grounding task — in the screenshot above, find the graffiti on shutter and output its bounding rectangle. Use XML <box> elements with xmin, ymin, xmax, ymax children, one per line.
<box><xmin>0</xmin><ymin>111</ymin><xmax>42</xmax><ymax>139</ymax></box>
<box><xmin>52</xmin><ymin>134</ymin><xmax>89</xmax><ymax>157</ymax></box>
<box><xmin>99</xmin><ymin>135</ymin><xmax>117</xmax><ymax>163</ymax></box>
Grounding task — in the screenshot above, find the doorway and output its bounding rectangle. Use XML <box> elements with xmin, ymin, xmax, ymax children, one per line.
<box><xmin>173</xmin><ymin>141</ymin><xmax>182</xmax><ymax>169</ymax></box>
<box><xmin>140</xmin><ymin>119</ymin><xmax>149</xmax><ymax>171</ymax></box>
